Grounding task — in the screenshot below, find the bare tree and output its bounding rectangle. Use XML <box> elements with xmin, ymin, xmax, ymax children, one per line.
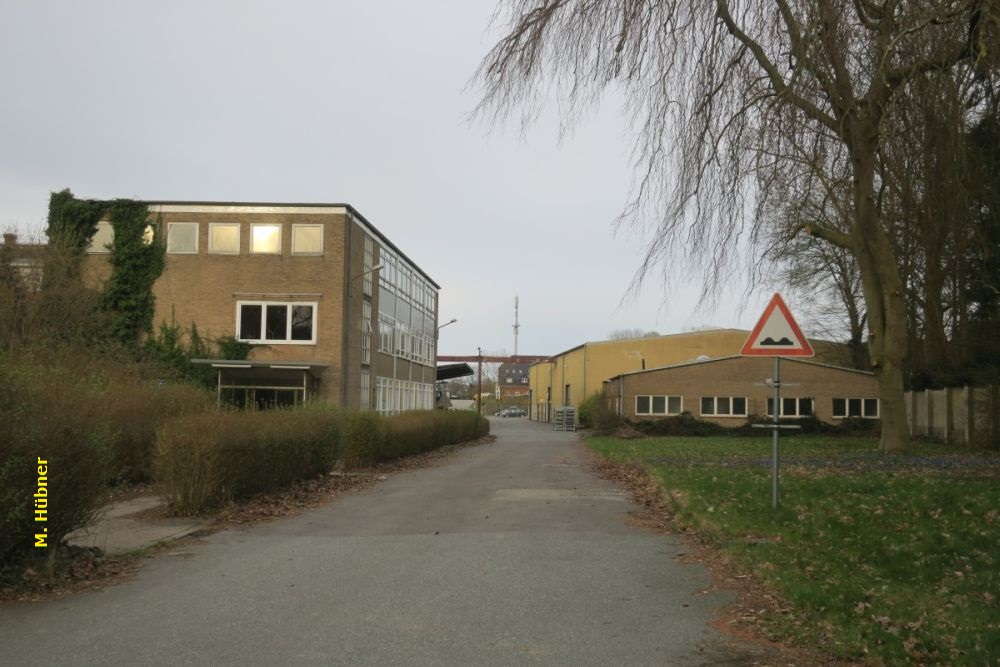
<box><xmin>607</xmin><ymin>328</ymin><xmax>660</xmax><ymax>340</ymax></box>
<box><xmin>475</xmin><ymin>1</ymin><xmax>997</xmax><ymax>452</ymax></box>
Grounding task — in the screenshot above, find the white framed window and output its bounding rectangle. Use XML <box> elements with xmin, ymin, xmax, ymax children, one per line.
<box><xmin>237</xmin><ymin>301</ymin><xmax>317</xmax><ymax>344</ymax></box>
<box><xmin>767</xmin><ymin>397</ymin><xmax>815</xmax><ymax>417</ymax></box>
<box><xmin>250</xmin><ymin>224</ymin><xmax>282</xmax><ymax>254</ymax></box>
<box><xmin>700</xmin><ymin>396</ymin><xmax>747</xmax><ymax>417</ymax></box>
<box><xmin>363</xmin><ymin>235</ymin><xmax>375</xmax><ymax>295</ymax></box>
<box><xmin>209</xmin><ymin>223</ymin><xmax>240</xmax><ymax>254</ymax></box>
<box><xmin>86</xmin><ymin>222</ymin><xmax>114</xmax><ymax>254</ymax></box>
<box><xmin>292</xmin><ymin>224</ymin><xmax>323</xmax><ymax>255</ymax></box>
<box><xmin>832</xmin><ymin>397</ymin><xmax>879</xmax><ymax>419</ymax></box>
<box><xmin>360</xmin><ymin>369</ymin><xmax>370</xmax><ymax>410</ymax></box>
<box><xmin>635</xmin><ymin>395</ymin><xmax>682</xmax><ymax>416</ymax></box>
<box><xmin>166</xmin><ymin>222</ymin><xmax>199</xmax><ymax>254</ymax></box>
<box><xmin>361</xmin><ymin>301</ymin><xmax>372</xmax><ymax>365</ymax></box>
<box><xmin>379</xmin><ymin>316</ymin><xmax>393</xmax><ymax>353</ymax></box>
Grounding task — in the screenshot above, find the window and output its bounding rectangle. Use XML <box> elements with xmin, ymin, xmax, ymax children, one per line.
<box><xmin>292</xmin><ymin>224</ymin><xmax>323</xmax><ymax>255</ymax></box>
<box><xmin>361</xmin><ymin>301</ymin><xmax>372</xmax><ymax>365</ymax></box>
<box><xmin>86</xmin><ymin>222</ymin><xmax>114</xmax><ymax>253</ymax></box>
<box><xmin>766</xmin><ymin>397</ymin><xmax>815</xmax><ymax>417</ymax></box>
<box><xmin>700</xmin><ymin>396</ymin><xmax>747</xmax><ymax>417</ymax></box>
<box><xmin>250</xmin><ymin>224</ymin><xmax>281</xmax><ymax>254</ymax></box>
<box><xmin>209</xmin><ymin>223</ymin><xmax>240</xmax><ymax>254</ymax></box>
<box><xmin>564</xmin><ymin>384</ymin><xmax>571</xmax><ymax>404</ymax></box>
<box><xmin>237</xmin><ymin>301</ymin><xmax>316</xmax><ymax>344</ymax></box>
<box><xmin>363</xmin><ymin>235</ymin><xmax>375</xmax><ymax>295</ymax></box>
<box><xmin>832</xmin><ymin>397</ymin><xmax>879</xmax><ymax>419</ymax></box>
<box><xmin>379</xmin><ymin>316</ymin><xmax>393</xmax><ymax>353</ymax></box>
<box><xmin>360</xmin><ymin>369</ymin><xmax>370</xmax><ymax>410</ymax></box>
<box><xmin>635</xmin><ymin>395</ymin><xmax>683</xmax><ymax>416</ymax></box>
<box><xmin>167</xmin><ymin>222</ymin><xmax>198</xmax><ymax>254</ymax></box>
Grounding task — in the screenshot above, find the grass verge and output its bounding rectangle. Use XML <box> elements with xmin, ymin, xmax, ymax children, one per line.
<box><xmin>588</xmin><ymin>435</ymin><xmax>1000</xmax><ymax>665</ymax></box>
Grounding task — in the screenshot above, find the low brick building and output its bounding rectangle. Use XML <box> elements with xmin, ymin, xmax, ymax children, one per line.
<box><xmin>81</xmin><ymin>201</ymin><xmax>439</xmax><ymax>413</ymax></box>
<box><xmin>604</xmin><ymin>355</ymin><xmax>879</xmax><ymax>426</ymax></box>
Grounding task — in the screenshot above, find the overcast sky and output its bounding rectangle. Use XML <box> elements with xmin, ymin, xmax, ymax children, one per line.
<box><xmin>1</xmin><ymin>1</ymin><xmax>779</xmax><ymax>357</ymax></box>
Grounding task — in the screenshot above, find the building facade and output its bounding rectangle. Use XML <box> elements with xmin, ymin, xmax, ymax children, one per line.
<box><xmin>529</xmin><ymin>329</ymin><xmax>755</xmax><ymax>422</ymax></box>
<box><xmin>81</xmin><ymin>202</ymin><xmax>439</xmax><ymax>413</ymax></box>
<box><xmin>604</xmin><ymin>356</ymin><xmax>879</xmax><ymax>426</ymax></box>
<box><xmin>497</xmin><ymin>361</ymin><xmax>530</xmax><ymax>399</ymax></box>
<box><xmin>528</xmin><ymin>329</ymin><xmax>861</xmax><ymax>422</ymax></box>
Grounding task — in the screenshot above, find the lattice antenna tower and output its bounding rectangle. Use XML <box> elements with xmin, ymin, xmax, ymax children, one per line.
<box><xmin>513</xmin><ymin>295</ymin><xmax>520</xmax><ymax>358</ymax></box>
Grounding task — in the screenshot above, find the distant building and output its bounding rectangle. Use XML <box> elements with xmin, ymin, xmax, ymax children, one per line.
<box><xmin>498</xmin><ymin>361</ymin><xmax>530</xmax><ymax>399</ymax></box>
<box><xmin>0</xmin><ymin>233</ymin><xmax>44</xmax><ymax>291</ymax></box>
<box><xmin>529</xmin><ymin>329</ymin><xmax>858</xmax><ymax>422</ymax></box>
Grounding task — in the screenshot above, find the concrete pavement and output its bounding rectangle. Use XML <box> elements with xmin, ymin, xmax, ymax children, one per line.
<box><xmin>67</xmin><ymin>494</ymin><xmax>209</xmax><ymax>555</ymax></box>
<box><xmin>0</xmin><ymin>417</ymin><xmax>765</xmax><ymax>665</ymax></box>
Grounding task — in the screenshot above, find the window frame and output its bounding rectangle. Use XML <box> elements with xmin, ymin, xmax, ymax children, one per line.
<box><xmin>699</xmin><ymin>396</ymin><xmax>748</xmax><ymax>418</ymax></box>
<box><xmin>292</xmin><ymin>224</ymin><xmax>324</xmax><ymax>256</ymax></box>
<box><xmin>236</xmin><ymin>300</ymin><xmax>318</xmax><ymax>345</ymax></box>
<box><xmin>86</xmin><ymin>221</ymin><xmax>114</xmax><ymax>254</ymax></box>
<box><xmin>634</xmin><ymin>395</ymin><xmax>683</xmax><ymax>416</ymax></box>
<box><xmin>832</xmin><ymin>397</ymin><xmax>880</xmax><ymax>419</ymax></box>
<box><xmin>166</xmin><ymin>222</ymin><xmax>199</xmax><ymax>255</ymax></box>
<box><xmin>208</xmin><ymin>223</ymin><xmax>241</xmax><ymax>254</ymax></box>
<box><xmin>249</xmin><ymin>223</ymin><xmax>282</xmax><ymax>255</ymax></box>
<box><xmin>766</xmin><ymin>397</ymin><xmax>815</xmax><ymax>418</ymax></box>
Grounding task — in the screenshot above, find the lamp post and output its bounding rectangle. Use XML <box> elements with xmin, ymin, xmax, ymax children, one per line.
<box><xmin>477</xmin><ymin>346</ymin><xmax>483</xmax><ymax>415</ymax></box>
<box><xmin>437</xmin><ymin>318</ymin><xmax>458</xmax><ymax>333</ymax></box>
<box><xmin>347</xmin><ymin>262</ymin><xmax>383</xmax><ymax>410</ymax></box>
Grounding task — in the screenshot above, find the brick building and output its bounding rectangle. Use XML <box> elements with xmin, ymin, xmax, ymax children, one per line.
<box><xmin>604</xmin><ymin>355</ymin><xmax>879</xmax><ymax>426</ymax></box>
<box><xmin>498</xmin><ymin>361</ymin><xmax>530</xmax><ymax>399</ymax></box>
<box><xmin>81</xmin><ymin>201</ymin><xmax>439</xmax><ymax>413</ymax></box>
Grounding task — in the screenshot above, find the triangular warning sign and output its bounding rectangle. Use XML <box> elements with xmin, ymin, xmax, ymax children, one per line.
<box><xmin>740</xmin><ymin>293</ymin><xmax>814</xmax><ymax>357</ymax></box>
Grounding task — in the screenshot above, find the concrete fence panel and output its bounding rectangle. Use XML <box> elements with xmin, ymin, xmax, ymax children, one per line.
<box><xmin>906</xmin><ymin>385</ymin><xmax>999</xmax><ymax>448</ymax></box>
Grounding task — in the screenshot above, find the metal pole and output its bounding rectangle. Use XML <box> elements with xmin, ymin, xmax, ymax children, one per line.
<box><xmin>772</xmin><ymin>356</ymin><xmax>781</xmax><ymax>509</ymax></box>
<box><xmin>477</xmin><ymin>347</ymin><xmax>483</xmax><ymax>415</ymax></box>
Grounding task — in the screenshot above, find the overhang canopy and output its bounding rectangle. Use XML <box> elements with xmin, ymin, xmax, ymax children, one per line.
<box><xmin>190</xmin><ymin>359</ymin><xmax>328</xmax><ymax>381</ymax></box>
<box><xmin>436</xmin><ymin>363</ymin><xmax>474</xmax><ymax>382</ymax></box>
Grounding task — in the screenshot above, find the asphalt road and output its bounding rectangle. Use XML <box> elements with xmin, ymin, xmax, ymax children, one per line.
<box><xmin>0</xmin><ymin>417</ymin><xmax>763</xmax><ymax>666</ymax></box>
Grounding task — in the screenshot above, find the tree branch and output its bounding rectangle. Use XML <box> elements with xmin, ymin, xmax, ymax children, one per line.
<box><xmin>715</xmin><ymin>0</ymin><xmax>839</xmax><ymax>133</ymax></box>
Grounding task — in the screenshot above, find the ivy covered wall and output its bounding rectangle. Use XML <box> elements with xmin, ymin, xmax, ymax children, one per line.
<box><xmin>45</xmin><ymin>189</ymin><xmax>165</xmax><ymax>346</ymax></box>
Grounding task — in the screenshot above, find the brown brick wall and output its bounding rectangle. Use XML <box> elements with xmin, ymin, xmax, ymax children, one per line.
<box><xmin>606</xmin><ymin>356</ymin><xmax>878</xmax><ymax>426</ymax></box>
<box><xmin>82</xmin><ymin>209</ymin><xmax>351</xmax><ymax>404</ymax></box>
<box><xmin>79</xmin><ymin>205</ymin><xmax>439</xmax><ymax>410</ymax></box>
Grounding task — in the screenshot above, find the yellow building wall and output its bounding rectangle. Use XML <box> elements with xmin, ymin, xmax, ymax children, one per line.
<box><xmin>530</xmin><ymin>329</ymin><xmax>800</xmax><ymax>421</ymax></box>
<box><xmin>529</xmin><ymin>361</ymin><xmax>553</xmax><ymax>421</ymax></box>
<box><xmin>529</xmin><ymin>329</ymin><xmax>858</xmax><ymax>420</ymax></box>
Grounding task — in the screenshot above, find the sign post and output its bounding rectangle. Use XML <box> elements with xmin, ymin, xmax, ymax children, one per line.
<box><xmin>741</xmin><ymin>293</ymin><xmax>814</xmax><ymax>509</ymax></box>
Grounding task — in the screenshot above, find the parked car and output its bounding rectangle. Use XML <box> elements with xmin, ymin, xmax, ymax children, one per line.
<box><xmin>498</xmin><ymin>407</ymin><xmax>526</xmax><ymax>418</ymax></box>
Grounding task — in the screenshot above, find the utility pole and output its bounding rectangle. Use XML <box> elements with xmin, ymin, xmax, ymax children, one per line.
<box><xmin>477</xmin><ymin>346</ymin><xmax>483</xmax><ymax>415</ymax></box>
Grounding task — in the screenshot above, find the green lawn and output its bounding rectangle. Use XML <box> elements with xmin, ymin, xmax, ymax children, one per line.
<box><xmin>589</xmin><ymin>435</ymin><xmax>1000</xmax><ymax>664</ymax></box>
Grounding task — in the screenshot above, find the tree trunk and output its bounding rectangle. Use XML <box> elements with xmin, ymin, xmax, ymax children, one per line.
<box><xmin>852</xmin><ymin>138</ymin><xmax>910</xmax><ymax>453</ymax></box>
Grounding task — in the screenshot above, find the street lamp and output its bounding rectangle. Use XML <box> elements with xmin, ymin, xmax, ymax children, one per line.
<box><xmin>351</xmin><ymin>262</ymin><xmax>384</xmax><ymax>283</ymax></box>
<box><xmin>347</xmin><ymin>261</ymin><xmax>383</xmax><ymax>409</ymax></box>
<box><xmin>437</xmin><ymin>318</ymin><xmax>458</xmax><ymax>331</ymax></box>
